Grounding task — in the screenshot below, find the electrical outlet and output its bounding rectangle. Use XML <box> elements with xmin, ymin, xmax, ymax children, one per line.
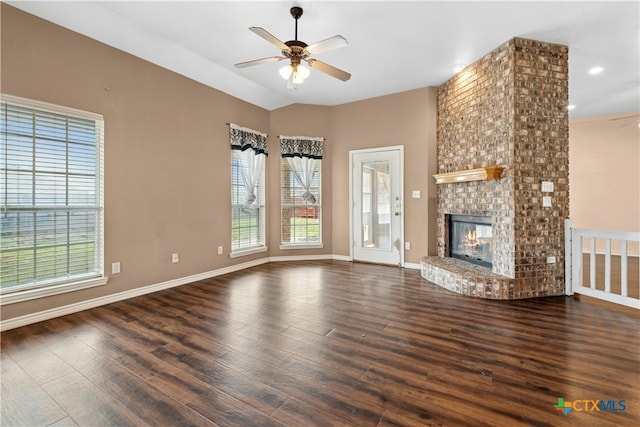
<box><xmin>171</xmin><ymin>253</ymin><xmax>179</xmax><ymax>263</ymax></box>
<box><xmin>412</xmin><ymin>190</ymin><xmax>421</xmax><ymax>199</ymax></box>
<box><xmin>111</xmin><ymin>262</ymin><xmax>121</xmax><ymax>274</ymax></box>
<box><xmin>542</xmin><ymin>196</ymin><xmax>552</xmax><ymax>207</ymax></box>
<box><xmin>547</xmin><ymin>256</ymin><xmax>556</xmax><ymax>264</ymax></box>
<box><xmin>217</xmin><ymin>245</ymin><xmax>223</xmax><ymax>255</ymax></box>
<box><xmin>405</xmin><ymin>242</ymin><xmax>411</xmax><ymax>250</ymax></box>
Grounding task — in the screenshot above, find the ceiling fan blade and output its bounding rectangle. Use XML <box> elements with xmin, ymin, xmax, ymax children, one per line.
<box><xmin>235</xmin><ymin>56</ymin><xmax>286</xmax><ymax>68</ymax></box>
<box><xmin>609</xmin><ymin>114</ymin><xmax>639</xmax><ymax>121</ymax></box>
<box><xmin>249</xmin><ymin>27</ymin><xmax>289</xmax><ymax>51</ymax></box>
<box><xmin>307</xmin><ymin>59</ymin><xmax>351</xmax><ymax>81</ymax></box>
<box><xmin>306</xmin><ymin>35</ymin><xmax>348</xmax><ymax>55</ymax></box>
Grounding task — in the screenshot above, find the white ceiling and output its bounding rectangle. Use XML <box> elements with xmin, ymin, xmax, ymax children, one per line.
<box><xmin>8</xmin><ymin>1</ymin><xmax>640</xmax><ymax>118</ymax></box>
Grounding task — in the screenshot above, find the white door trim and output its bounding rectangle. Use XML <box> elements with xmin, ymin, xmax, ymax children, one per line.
<box><xmin>349</xmin><ymin>145</ymin><xmax>404</xmax><ymax>267</ymax></box>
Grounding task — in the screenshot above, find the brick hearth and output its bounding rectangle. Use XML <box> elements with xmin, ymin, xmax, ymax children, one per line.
<box><xmin>422</xmin><ymin>37</ymin><xmax>569</xmax><ymax>299</ymax></box>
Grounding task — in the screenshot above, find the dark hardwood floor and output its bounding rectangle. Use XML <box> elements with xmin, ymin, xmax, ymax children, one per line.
<box><xmin>1</xmin><ymin>260</ymin><xmax>639</xmax><ymax>426</ymax></box>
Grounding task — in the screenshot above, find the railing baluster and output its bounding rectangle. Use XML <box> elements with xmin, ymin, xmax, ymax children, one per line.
<box><xmin>564</xmin><ymin>219</ymin><xmax>573</xmax><ymax>295</ymax></box>
<box><xmin>604</xmin><ymin>239</ymin><xmax>611</xmax><ymax>293</ymax></box>
<box><xmin>621</xmin><ymin>240</ymin><xmax>628</xmax><ymax>298</ymax></box>
<box><xmin>572</xmin><ymin>228</ymin><xmax>583</xmax><ymax>291</ymax></box>
<box><xmin>589</xmin><ymin>237</ymin><xmax>596</xmax><ymax>289</ymax></box>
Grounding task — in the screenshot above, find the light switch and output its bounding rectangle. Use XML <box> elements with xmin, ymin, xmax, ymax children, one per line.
<box><xmin>541</xmin><ymin>181</ymin><xmax>554</xmax><ymax>192</ymax></box>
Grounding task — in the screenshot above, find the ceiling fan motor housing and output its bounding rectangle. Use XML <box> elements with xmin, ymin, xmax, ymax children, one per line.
<box><xmin>290</xmin><ymin>6</ymin><xmax>303</xmax><ymax>19</ymax></box>
<box><xmin>283</xmin><ymin>41</ymin><xmax>309</xmax><ymax>65</ymax></box>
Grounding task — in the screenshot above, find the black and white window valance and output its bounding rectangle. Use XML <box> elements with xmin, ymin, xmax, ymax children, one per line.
<box><xmin>279</xmin><ymin>135</ymin><xmax>323</xmax><ymax>159</ymax></box>
<box><xmin>230</xmin><ymin>123</ymin><xmax>268</xmax><ymax>213</ymax></box>
<box><xmin>230</xmin><ymin>123</ymin><xmax>268</xmax><ymax>156</ymax></box>
<box><xmin>279</xmin><ymin>135</ymin><xmax>324</xmax><ymax>204</ymax></box>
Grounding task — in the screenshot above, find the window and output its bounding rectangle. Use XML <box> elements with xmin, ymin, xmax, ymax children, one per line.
<box><xmin>279</xmin><ymin>136</ymin><xmax>323</xmax><ymax>248</ymax></box>
<box><xmin>229</xmin><ymin>124</ymin><xmax>267</xmax><ymax>256</ymax></box>
<box><xmin>1</xmin><ymin>95</ymin><xmax>106</xmax><ymax>303</ymax></box>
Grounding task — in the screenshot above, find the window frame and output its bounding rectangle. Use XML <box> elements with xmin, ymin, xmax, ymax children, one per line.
<box><xmin>0</xmin><ymin>94</ymin><xmax>107</xmax><ymax>305</ymax></box>
<box><xmin>230</xmin><ymin>149</ymin><xmax>267</xmax><ymax>257</ymax></box>
<box><xmin>279</xmin><ymin>157</ymin><xmax>323</xmax><ymax>250</ymax></box>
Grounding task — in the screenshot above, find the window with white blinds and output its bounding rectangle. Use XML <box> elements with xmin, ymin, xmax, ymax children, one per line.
<box><xmin>1</xmin><ymin>95</ymin><xmax>105</xmax><ymax>301</ymax></box>
<box><xmin>280</xmin><ymin>159</ymin><xmax>322</xmax><ymax>247</ymax></box>
<box><xmin>229</xmin><ymin>123</ymin><xmax>268</xmax><ymax>256</ymax></box>
<box><xmin>231</xmin><ymin>152</ymin><xmax>266</xmax><ymax>253</ymax></box>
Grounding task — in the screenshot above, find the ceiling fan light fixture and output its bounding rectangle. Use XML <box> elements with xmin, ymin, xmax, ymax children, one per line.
<box><xmin>293</xmin><ymin>64</ymin><xmax>310</xmax><ymax>83</ymax></box>
<box><xmin>279</xmin><ymin>64</ymin><xmax>293</xmax><ymax>80</ymax></box>
<box><xmin>280</xmin><ymin>63</ymin><xmax>310</xmax><ymax>86</ymax></box>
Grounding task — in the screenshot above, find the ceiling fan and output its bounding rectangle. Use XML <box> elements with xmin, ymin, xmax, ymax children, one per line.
<box><xmin>235</xmin><ymin>6</ymin><xmax>351</xmax><ymax>88</ymax></box>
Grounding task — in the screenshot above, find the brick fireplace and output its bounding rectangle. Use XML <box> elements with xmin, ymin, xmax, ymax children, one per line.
<box><xmin>421</xmin><ymin>37</ymin><xmax>569</xmax><ymax>299</ymax></box>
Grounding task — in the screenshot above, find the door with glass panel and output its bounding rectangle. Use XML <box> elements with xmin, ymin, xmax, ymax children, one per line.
<box><xmin>351</xmin><ymin>147</ymin><xmax>403</xmax><ymax>266</ymax></box>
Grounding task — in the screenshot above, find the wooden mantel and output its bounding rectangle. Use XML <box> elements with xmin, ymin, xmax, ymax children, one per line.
<box><xmin>433</xmin><ymin>166</ymin><xmax>504</xmax><ymax>184</ymax></box>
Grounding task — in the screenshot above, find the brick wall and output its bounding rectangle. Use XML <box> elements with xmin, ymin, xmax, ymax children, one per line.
<box><xmin>435</xmin><ymin>37</ymin><xmax>569</xmax><ymax>298</ymax></box>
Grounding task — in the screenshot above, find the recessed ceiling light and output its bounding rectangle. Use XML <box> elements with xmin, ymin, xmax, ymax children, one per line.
<box><xmin>452</xmin><ymin>64</ymin><xmax>466</xmax><ymax>73</ymax></box>
<box><xmin>588</xmin><ymin>66</ymin><xmax>604</xmax><ymax>75</ymax></box>
<box><xmin>567</xmin><ymin>105</ymin><xmax>576</xmax><ymax>111</ymax></box>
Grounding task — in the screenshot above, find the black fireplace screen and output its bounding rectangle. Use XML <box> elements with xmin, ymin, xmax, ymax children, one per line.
<box><xmin>449</xmin><ymin>215</ymin><xmax>493</xmax><ymax>268</ymax></box>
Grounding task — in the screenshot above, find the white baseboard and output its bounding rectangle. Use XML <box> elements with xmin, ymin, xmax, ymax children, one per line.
<box><xmin>0</xmin><ymin>253</ymin><xmax>413</xmax><ymax>331</ymax></box>
<box><xmin>270</xmin><ymin>254</ymin><xmax>335</xmax><ymax>263</ymax></box>
<box><xmin>0</xmin><ymin>257</ymin><xmax>268</xmax><ymax>332</ymax></box>
<box><xmin>404</xmin><ymin>262</ymin><xmax>422</xmax><ymax>270</ymax></box>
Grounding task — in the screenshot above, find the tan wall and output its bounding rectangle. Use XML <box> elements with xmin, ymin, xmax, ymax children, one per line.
<box><xmin>2</xmin><ymin>4</ymin><xmax>637</xmax><ymax>322</ymax></box>
<box><xmin>268</xmin><ymin>104</ymin><xmax>332</xmax><ymax>256</ymax></box>
<box><xmin>329</xmin><ymin>88</ymin><xmax>438</xmax><ymax>263</ymax></box>
<box><xmin>268</xmin><ymin>91</ymin><xmax>439</xmax><ymax>264</ymax></box>
<box><xmin>1</xmin><ymin>5</ymin><xmax>438</xmax><ymax>323</ymax></box>
<box><xmin>569</xmin><ymin>113</ymin><xmax>640</xmax><ymax>253</ymax></box>
<box><xmin>1</xmin><ymin>5</ymin><xmax>270</xmax><ymax>321</ymax></box>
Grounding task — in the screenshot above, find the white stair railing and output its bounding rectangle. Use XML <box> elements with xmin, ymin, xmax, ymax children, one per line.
<box><xmin>565</xmin><ymin>219</ymin><xmax>639</xmax><ymax>309</ymax></box>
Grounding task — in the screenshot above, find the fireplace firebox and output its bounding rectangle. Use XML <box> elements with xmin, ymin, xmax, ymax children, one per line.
<box><xmin>449</xmin><ymin>215</ymin><xmax>493</xmax><ymax>268</ymax></box>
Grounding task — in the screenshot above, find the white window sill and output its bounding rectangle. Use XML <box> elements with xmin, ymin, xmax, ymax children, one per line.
<box><xmin>0</xmin><ymin>276</ymin><xmax>109</xmax><ymax>305</ymax></box>
<box><xmin>279</xmin><ymin>243</ymin><xmax>324</xmax><ymax>250</ymax></box>
<box><xmin>229</xmin><ymin>246</ymin><xmax>268</xmax><ymax>258</ymax></box>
